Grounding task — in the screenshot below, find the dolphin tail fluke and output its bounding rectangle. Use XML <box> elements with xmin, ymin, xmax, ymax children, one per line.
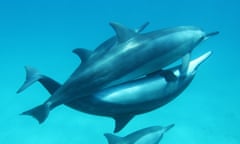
<box><xmin>104</xmin><ymin>133</ymin><xmax>124</xmax><ymax>144</ymax></box>
<box><xmin>17</xmin><ymin>66</ymin><xmax>42</xmax><ymax>93</ymax></box>
<box><xmin>21</xmin><ymin>103</ymin><xmax>50</xmax><ymax>124</ymax></box>
<box><xmin>17</xmin><ymin>66</ymin><xmax>61</xmax><ymax>95</ymax></box>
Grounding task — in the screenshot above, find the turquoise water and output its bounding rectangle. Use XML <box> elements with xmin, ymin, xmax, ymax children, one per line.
<box><xmin>0</xmin><ymin>0</ymin><xmax>239</xmax><ymax>143</ymax></box>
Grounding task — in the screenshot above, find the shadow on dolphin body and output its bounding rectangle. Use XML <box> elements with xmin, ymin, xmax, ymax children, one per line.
<box><xmin>17</xmin><ymin>21</ymin><xmax>218</xmax><ymax>126</ymax></box>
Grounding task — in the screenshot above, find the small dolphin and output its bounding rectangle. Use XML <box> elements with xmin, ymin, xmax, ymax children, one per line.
<box><xmin>19</xmin><ymin>51</ymin><xmax>212</xmax><ymax>132</ymax></box>
<box><xmin>17</xmin><ymin>21</ymin><xmax>218</xmax><ymax>124</ymax></box>
<box><xmin>104</xmin><ymin>124</ymin><xmax>174</xmax><ymax>144</ymax></box>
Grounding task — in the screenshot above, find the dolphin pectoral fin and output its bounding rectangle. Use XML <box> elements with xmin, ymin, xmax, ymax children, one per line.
<box><xmin>110</xmin><ymin>22</ymin><xmax>138</xmax><ymax>43</ymax></box>
<box><xmin>72</xmin><ymin>48</ymin><xmax>92</xmax><ymax>63</ymax></box>
<box><xmin>104</xmin><ymin>133</ymin><xmax>124</xmax><ymax>144</ymax></box>
<box><xmin>17</xmin><ymin>66</ymin><xmax>61</xmax><ymax>95</ymax></box>
<box><xmin>21</xmin><ymin>103</ymin><xmax>50</xmax><ymax>124</ymax></box>
<box><xmin>113</xmin><ymin>115</ymin><xmax>134</xmax><ymax>133</ymax></box>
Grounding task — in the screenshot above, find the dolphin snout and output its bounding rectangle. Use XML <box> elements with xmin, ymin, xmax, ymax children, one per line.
<box><xmin>206</xmin><ymin>31</ymin><xmax>220</xmax><ymax>37</ymax></box>
<box><xmin>203</xmin><ymin>31</ymin><xmax>219</xmax><ymax>41</ymax></box>
<box><xmin>164</xmin><ymin>124</ymin><xmax>175</xmax><ymax>132</ymax></box>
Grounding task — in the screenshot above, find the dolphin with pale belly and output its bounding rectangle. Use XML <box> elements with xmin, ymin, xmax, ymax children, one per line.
<box><xmin>17</xmin><ymin>21</ymin><xmax>218</xmax><ymax>125</ymax></box>
<box><xmin>18</xmin><ymin>51</ymin><xmax>212</xmax><ymax>132</ymax></box>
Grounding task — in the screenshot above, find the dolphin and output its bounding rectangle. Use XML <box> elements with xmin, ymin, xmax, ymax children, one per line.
<box><xmin>104</xmin><ymin>124</ymin><xmax>174</xmax><ymax>144</ymax></box>
<box><xmin>17</xmin><ymin>22</ymin><xmax>150</xmax><ymax>96</ymax></box>
<box><xmin>17</xmin><ymin>21</ymin><xmax>218</xmax><ymax>124</ymax></box>
<box><xmin>18</xmin><ymin>51</ymin><xmax>212</xmax><ymax>132</ymax></box>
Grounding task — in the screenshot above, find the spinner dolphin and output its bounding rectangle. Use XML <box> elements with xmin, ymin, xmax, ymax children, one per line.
<box><xmin>19</xmin><ymin>51</ymin><xmax>212</xmax><ymax>132</ymax></box>
<box><xmin>17</xmin><ymin>22</ymin><xmax>218</xmax><ymax>124</ymax></box>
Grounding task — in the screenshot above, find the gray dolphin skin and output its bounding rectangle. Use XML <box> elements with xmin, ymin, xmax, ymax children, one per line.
<box><xmin>104</xmin><ymin>124</ymin><xmax>174</xmax><ymax>144</ymax></box>
<box><xmin>63</xmin><ymin>51</ymin><xmax>212</xmax><ymax>132</ymax></box>
<box><xmin>17</xmin><ymin>21</ymin><xmax>218</xmax><ymax>124</ymax></box>
<box><xmin>18</xmin><ymin>51</ymin><xmax>212</xmax><ymax>132</ymax></box>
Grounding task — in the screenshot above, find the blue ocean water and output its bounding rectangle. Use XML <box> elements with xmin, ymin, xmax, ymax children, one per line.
<box><xmin>0</xmin><ymin>0</ymin><xmax>239</xmax><ymax>143</ymax></box>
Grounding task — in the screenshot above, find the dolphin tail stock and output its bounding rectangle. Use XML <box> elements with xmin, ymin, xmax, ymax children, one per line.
<box><xmin>21</xmin><ymin>102</ymin><xmax>50</xmax><ymax>124</ymax></box>
<box><xmin>17</xmin><ymin>66</ymin><xmax>61</xmax><ymax>95</ymax></box>
<box><xmin>104</xmin><ymin>133</ymin><xmax>124</xmax><ymax>144</ymax></box>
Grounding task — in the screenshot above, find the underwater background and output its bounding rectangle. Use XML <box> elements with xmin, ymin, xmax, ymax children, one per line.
<box><xmin>0</xmin><ymin>0</ymin><xmax>239</xmax><ymax>143</ymax></box>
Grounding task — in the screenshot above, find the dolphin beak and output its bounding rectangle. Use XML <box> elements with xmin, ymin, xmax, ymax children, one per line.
<box><xmin>204</xmin><ymin>31</ymin><xmax>219</xmax><ymax>40</ymax></box>
<box><xmin>189</xmin><ymin>51</ymin><xmax>212</xmax><ymax>72</ymax></box>
<box><xmin>206</xmin><ymin>31</ymin><xmax>220</xmax><ymax>37</ymax></box>
<box><xmin>164</xmin><ymin>124</ymin><xmax>175</xmax><ymax>132</ymax></box>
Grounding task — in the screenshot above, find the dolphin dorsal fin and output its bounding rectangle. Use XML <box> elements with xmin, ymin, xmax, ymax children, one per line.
<box><xmin>104</xmin><ymin>133</ymin><xmax>124</xmax><ymax>144</ymax></box>
<box><xmin>72</xmin><ymin>48</ymin><xmax>92</xmax><ymax>63</ymax></box>
<box><xmin>113</xmin><ymin>115</ymin><xmax>134</xmax><ymax>133</ymax></box>
<box><xmin>110</xmin><ymin>22</ymin><xmax>137</xmax><ymax>43</ymax></box>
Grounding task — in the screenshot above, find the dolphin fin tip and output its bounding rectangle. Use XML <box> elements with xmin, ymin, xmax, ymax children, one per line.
<box><xmin>109</xmin><ymin>22</ymin><xmax>137</xmax><ymax>43</ymax></box>
<box><xmin>72</xmin><ymin>48</ymin><xmax>92</xmax><ymax>63</ymax></box>
<box><xmin>17</xmin><ymin>66</ymin><xmax>41</xmax><ymax>94</ymax></box>
<box><xmin>113</xmin><ymin>115</ymin><xmax>134</xmax><ymax>133</ymax></box>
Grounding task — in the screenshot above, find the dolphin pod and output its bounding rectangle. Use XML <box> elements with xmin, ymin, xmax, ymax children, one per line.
<box><xmin>17</xmin><ymin>22</ymin><xmax>218</xmax><ymax>125</ymax></box>
<box><xmin>18</xmin><ymin>50</ymin><xmax>212</xmax><ymax>132</ymax></box>
<box><xmin>104</xmin><ymin>124</ymin><xmax>174</xmax><ymax>144</ymax></box>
